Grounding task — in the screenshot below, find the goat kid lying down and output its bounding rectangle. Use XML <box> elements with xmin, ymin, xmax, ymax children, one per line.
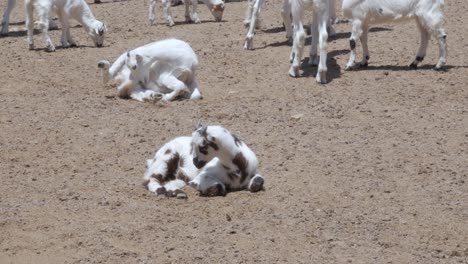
<box><xmin>143</xmin><ymin>124</ymin><xmax>265</xmax><ymax>198</ymax></box>
<box><xmin>97</xmin><ymin>39</ymin><xmax>202</xmax><ymax>102</ymax></box>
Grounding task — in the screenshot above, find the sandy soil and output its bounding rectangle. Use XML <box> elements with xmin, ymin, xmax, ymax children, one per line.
<box><xmin>0</xmin><ymin>0</ymin><xmax>467</xmax><ymax>263</ymax></box>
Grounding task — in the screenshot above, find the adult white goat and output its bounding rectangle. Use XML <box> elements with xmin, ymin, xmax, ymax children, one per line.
<box><xmin>144</xmin><ymin>124</ymin><xmax>265</xmax><ymax>198</ymax></box>
<box><xmin>148</xmin><ymin>0</ymin><xmax>225</xmax><ymax>27</ymax></box>
<box><xmin>342</xmin><ymin>0</ymin><xmax>447</xmax><ymax>70</ymax></box>
<box><xmin>98</xmin><ymin>39</ymin><xmax>202</xmax><ymax>102</ymax></box>
<box><xmin>25</xmin><ymin>0</ymin><xmax>106</xmax><ymax>51</ymax></box>
<box><xmin>243</xmin><ymin>0</ymin><xmax>336</xmax><ymax>50</ymax></box>
<box><xmin>288</xmin><ymin>0</ymin><xmax>330</xmax><ymax>84</ymax></box>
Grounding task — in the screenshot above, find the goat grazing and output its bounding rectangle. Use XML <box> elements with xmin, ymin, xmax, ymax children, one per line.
<box><xmin>143</xmin><ymin>124</ymin><xmax>265</xmax><ymax>198</ymax></box>
<box><xmin>97</xmin><ymin>39</ymin><xmax>202</xmax><ymax>102</ymax></box>
<box><xmin>342</xmin><ymin>0</ymin><xmax>447</xmax><ymax>70</ymax></box>
<box><xmin>288</xmin><ymin>0</ymin><xmax>330</xmax><ymax>84</ymax></box>
<box><xmin>149</xmin><ymin>0</ymin><xmax>225</xmax><ymax>27</ymax></box>
<box><xmin>25</xmin><ymin>0</ymin><xmax>106</xmax><ymax>51</ymax></box>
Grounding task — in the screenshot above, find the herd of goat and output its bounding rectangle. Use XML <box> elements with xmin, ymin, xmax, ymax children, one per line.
<box><xmin>1</xmin><ymin>0</ymin><xmax>448</xmax><ymax>197</ymax></box>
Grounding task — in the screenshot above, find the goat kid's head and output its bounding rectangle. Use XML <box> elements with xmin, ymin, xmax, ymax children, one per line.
<box><xmin>125</xmin><ymin>51</ymin><xmax>144</xmax><ymax>73</ymax></box>
<box><xmin>191</xmin><ymin>123</ymin><xmax>219</xmax><ymax>169</ymax></box>
<box><xmin>89</xmin><ymin>22</ymin><xmax>107</xmax><ymax>47</ymax></box>
<box><xmin>207</xmin><ymin>0</ymin><xmax>225</xmax><ymax>22</ymax></box>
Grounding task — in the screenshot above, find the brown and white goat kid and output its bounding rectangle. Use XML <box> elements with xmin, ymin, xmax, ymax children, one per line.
<box><xmin>25</xmin><ymin>0</ymin><xmax>106</xmax><ymax>51</ymax></box>
<box><xmin>148</xmin><ymin>0</ymin><xmax>225</xmax><ymax>27</ymax></box>
<box><xmin>143</xmin><ymin>125</ymin><xmax>265</xmax><ymax>198</ymax></box>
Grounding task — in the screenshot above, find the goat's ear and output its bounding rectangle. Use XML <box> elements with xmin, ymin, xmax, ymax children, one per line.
<box><xmin>194</xmin><ymin>120</ymin><xmax>203</xmax><ymax>131</ymax></box>
<box><xmin>98</xmin><ymin>25</ymin><xmax>105</xmax><ymax>36</ymax></box>
<box><xmin>136</xmin><ymin>54</ymin><xmax>144</xmax><ymax>63</ymax></box>
<box><xmin>199</xmin><ymin>126</ymin><xmax>207</xmax><ymax>136</ymax></box>
<box><xmin>127</xmin><ymin>51</ymin><xmax>130</xmax><ymax>58</ymax></box>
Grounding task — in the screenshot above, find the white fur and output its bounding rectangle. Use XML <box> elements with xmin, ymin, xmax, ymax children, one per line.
<box><xmin>143</xmin><ymin>125</ymin><xmax>265</xmax><ymax>197</ymax></box>
<box><xmin>243</xmin><ymin>0</ymin><xmax>336</xmax><ymax>50</ymax></box>
<box><xmin>288</xmin><ymin>0</ymin><xmax>330</xmax><ymax>84</ymax></box>
<box><xmin>342</xmin><ymin>0</ymin><xmax>447</xmax><ymax>70</ymax></box>
<box><xmin>97</xmin><ymin>39</ymin><xmax>202</xmax><ymax>102</ymax></box>
<box><xmin>1</xmin><ymin>0</ymin><xmax>58</xmax><ymax>36</ymax></box>
<box><xmin>149</xmin><ymin>0</ymin><xmax>225</xmax><ymax>27</ymax></box>
<box><xmin>25</xmin><ymin>0</ymin><xmax>107</xmax><ymax>52</ymax></box>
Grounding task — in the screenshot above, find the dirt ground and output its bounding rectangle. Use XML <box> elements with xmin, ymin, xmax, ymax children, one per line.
<box><xmin>0</xmin><ymin>0</ymin><xmax>467</xmax><ymax>263</ymax></box>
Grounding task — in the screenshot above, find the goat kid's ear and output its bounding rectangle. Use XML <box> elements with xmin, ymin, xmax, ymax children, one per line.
<box><xmin>194</xmin><ymin>120</ymin><xmax>203</xmax><ymax>131</ymax></box>
<box><xmin>198</xmin><ymin>126</ymin><xmax>207</xmax><ymax>136</ymax></box>
<box><xmin>136</xmin><ymin>54</ymin><xmax>144</xmax><ymax>63</ymax></box>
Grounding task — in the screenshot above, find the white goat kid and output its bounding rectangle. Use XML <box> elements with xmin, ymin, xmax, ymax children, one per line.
<box><xmin>143</xmin><ymin>125</ymin><xmax>265</xmax><ymax>198</ymax></box>
<box><xmin>289</xmin><ymin>0</ymin><xmax>330</xmax><ymax>84</ymax></box>
<box><xmin>1</xmin><ymin>0</ymin><xmax>57</xmax><ymax>36</ymax></box>
<box><xmin>97</xmin><ymin>39</ymin><xmax>202</xmax><ymax>102</ymax></box>
<box><xmin>342</xmin><ymin>0</ymin><xmax>447</xmax><ymax>70</ymax></box>
<box><xmin>25</xmin><ymin>0</ymin><xmax>106</xmax><ymax>51</ymax></box>
<box><xmin>148</xmin><ymin>0</ymin><xmax>225</xmax><ymax>27</ymax></box>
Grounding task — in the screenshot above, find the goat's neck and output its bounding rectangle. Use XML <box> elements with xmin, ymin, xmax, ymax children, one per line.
<box><xmin>216</xmin><ymin>140</ymin><xmax>241</xmax><ymax>171</ymax></box>
<box><xmin>73</xmin><ymin>1</ymin><xmax>97</xmax><ymax>33</ymax></box>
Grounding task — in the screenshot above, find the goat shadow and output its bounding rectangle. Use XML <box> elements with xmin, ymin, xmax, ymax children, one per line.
<box><xmin>168</xmin><ymin>20</ymin><xmax>227</xmax><ymax>26</ymax></box>
<box><xmin>297</xmin><ymin>48</ymin><xmax>348</xmax><ymax>83</ymax></box>
<box><xmin>0</xmin><ymin>23</ymin><xmax>81</xmax><ymax>38</ymax></box>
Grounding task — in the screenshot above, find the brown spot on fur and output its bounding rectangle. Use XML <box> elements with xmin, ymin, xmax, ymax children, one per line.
<box><xmin>142</xmin><ymin>179</ymin><xmax>150</xmax><ymax>188</ymax></box>
<box><xmin>232</xmin><ymin>152</ymin><xmax>249</xmax><ymax>183</ymax></box>
<box><xmin>176</xmin><ymin>171</ymin><xmax>191</xmax><ymax>183</ymax></box>
<box><xmin>208</xmin><ymin>141</ymin><xmax>219</xmax><ymax>151</ymax></box>
<box><xmin>232</xmin><ymin>133</ymin><xmax>242</xmax><ymax>147</ymax></box>
<box><xmin>165</xmin><ymin>153</ymin><xmax>180</xmax><ymax>181</ymax></box>
<box><xmin>164</xmin><ymin>149</ymin><xmax>172</xmax><ymax>155</ymax></box>
<box><xmin>179</xmin><ymin>156</ymin><xmax>185</xmax><ymax>168</ymax></box>
<box><xmin>151</xmin><ymin>174</ymin><xmax>164</xmax><ymax>182</ymax></box>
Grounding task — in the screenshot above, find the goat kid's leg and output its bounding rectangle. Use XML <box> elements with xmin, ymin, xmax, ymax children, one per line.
<box><xmin>308</xmin><ymin>14</ymin><xmax>319</xmax><ymax>66</ymax></box>
<box><xmin>315</xmin><ymin>9</ymin><xmax>328</xmax><ymax>84</ymax></box>
<box><xmin>281</xmin><ymin>0</ymin><xmax>292</xmax><ymax>41</ymax></box>
<box><xmin>36</xmin><ymin>1</ymin><xmax>55</xmax><ymax>52</ymax></box>
<box><xmin>248</xmin><ymin>174</ymin><xmax>264</xmax><ymax>192</ymax></box>
<box><xmin>359</xmin><ymin>23</ymin><xmax>369</xmax><ymax>67</ymax></box>
<box><xmin>345</xmin><ymin>19</ymin><xmax>363</xmax><ymax>70</ymax></box>
<box><xmin>25</xmin><ymin>0</ymin><xmax>35</xmax><ymax>49</ymax></box>
<box><xmin>148</xmin><ymin>0</ymin><xmax>157</xmax><ymax>25</ymax></box>
<box><xmin>244</xmin><ymin>0</ymin><xmax>262</xmax><ymax>49</ymax></box>
<box><xmin>159</xmin><ymin>74</ymin><xmax>190</xmax><ymax>102</ymax></box>
<box><xmin>59</xmin><ymin>14</ymin><xmax>72</xmax><ymax>48</ymax></box>
<box><xmin>435</xmin><ymin>29</ymin><xmax>447</xmax><ymax>70</ymax></box>
<box><xmin>243</xmin><ymin>0</ymin><xmax>254</xmax><ymax>26</ymax></box>
<box><xmin>327</xmin><ymin>0</ymin><xmax>336</xmax><ymax>37</ymax></box>
<box><xmin>184</xmin><ymin>0</ymin><xmax>191</xmax><ymax>22</ymax></box>
<box><xmin>164</xmin><ymin>179</ymin><xmax>188</xmax><ymax>199</ymax></box>
<box><xmin>190</xmin><ymin>0</ymin><xmax>200</xmax><ymax>24</ymax></box>
<box><xmin>1</xmin><ymin>0</ymin><xmax>16</xmax><ymax>36</ymax></box>
<box><xmin>288</xmin><ymin>3</ymin><xmax>305</xmax><ymax>77</ymax></box>
<box><xmin>188</xmin><ymin>78</ymin><xmax>202</xmax><ymax>100</ymax></box>
<box><xmin>409</xmin><ymin>18</ymin><xmax>430</xmax><ymax>69</ymax></box>
<box><xmin>162</xmin><ymin>0</ymin><xmax>175</xmax><ymax>26</ymax></box>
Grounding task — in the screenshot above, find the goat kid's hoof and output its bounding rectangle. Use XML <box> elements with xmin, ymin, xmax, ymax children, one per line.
<box><xmin>28</xmin><ymin>44</ymin><xmax>35</xmax><ymax>50</ymax></box>
<box><xmin>204</xmin><ymin>183</ymin><xmax>226</xmax><ymax>197</ymax></box>
<box><xmin>409</xmin><ymin>62</ymin><xmax>418</xmax><ymax>69</ymax></box>
<box><xmin>243</xmin><ymin>38</ymin><xmax>253</xmax><ymax>50</ymax></box>
<box><xmin>249</xmin><ymin>177</ymin><xmax>264</xmax><ymax>192</ymax></box>
<box><xmin>46</xmin><ymin>45</ymin><xmax>56</xmax><ymax>52</ymax></box>
<box><xmin>308</xmin><ymin>55</ymin><xmax>319</xmax><ymax>66</ymax></box>
<box><xmin>155</xmin><ymin>187</ymin><xmax>167</xmax><ymax>197</ymax></box>
<box><xmin>288</xmin><ymin>66</ymin><xmax>299</xmax><ymax>77</ymax></box>
<box><xmin>316</xmin><ymin>71</ymin><xmax>327</xmax><ymax>84</ymax></box>
<box><xmin>97</xmin><ymin>60</ymin><xmax>110</xmax><ymax>69</ymax></box>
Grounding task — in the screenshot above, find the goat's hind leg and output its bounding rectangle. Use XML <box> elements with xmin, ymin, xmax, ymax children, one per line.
<box><xmin>148</xmin><ymin>0</ymin><xmax>157</xmax><ymax>25</ymax></box>
<box><xmin>243</xmin><ymin>0</ymin><xmax>262</xmax><ymax>50</ymax></box>
<box><xmin>162</xmin><ymin>0</ymin><xmax>175</xmax><ymax>26</ymax></box>
<box><xmin>288</xmin><ymin>3</ymin><xmax>305</xmax><ymax>77</ymax></box>
<box><xmin>1</xmin><ymin>0</ymin><xmax>16</xmax><ymax>36</ymax></box>
<box><xmin>159</xmin><ymin>74</ymin><xmax>190</xmax><ymax>102</ymax></box>
<box><xmin>36</xmin><ymin>1</ymin><xmax>55</xmax><ymax>51</ymax></box>
<box><xmin>345</xmin><ymin>19</ymin><xmax>363</xmax><ymax>70</ymax></box>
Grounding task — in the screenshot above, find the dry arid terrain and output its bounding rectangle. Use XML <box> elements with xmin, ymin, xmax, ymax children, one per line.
<box><xmin>0</xmin><ymin>0</ymin><xmax>467</xmax><ymax>263</ymax></box>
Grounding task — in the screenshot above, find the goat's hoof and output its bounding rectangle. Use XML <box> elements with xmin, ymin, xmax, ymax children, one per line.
<box><xmin>47</xmin><ymin>46</ymin><xmax>56</xmax><ymax>52</ymax></box>
<box><xmin>345</xmin><ymin>63</ymin><xmax>356</xmax><ymax>71</ymax></box>
<box><xmin>434</xmin><ymin>66</ymin><xmax>446</xmax><ymax>72</ymax></box>
<box><xmin>155</xmin><ymin>187</ymin><xmax>167</xmax><ymax>197</ymax></box>
<box><xmin>288</xmin><ymin>66</ymin><xmax>299</xmax><ymax>77</ymax></box>
<box><xmin>409</xmin><ymin>62</ymin><xmax>418</xmax><ymax>69</ymax></box>
<box><xmin>359</xmin><ymin>62</ymin><xmax>368</xmax><ymax>68</ymax></box>
<box><xmin>28</xmin><ymin>44</ymin><xmax>35</xmax><ymax>50</ymax></box>
<box><xmin>97</xmin><ymin>60</ymin><xmax>110</xmax><ymax>69</ymax></box>
<box><xmin>204</xmin><ymin>183</ymin><xmax>226</xmax><ymax>197</ymax></box>
<box><xmin>194</xmin><ymin>19</ymin><xmax>201</xmax><ymax>24</ymax></box>
<box><xmin>249</xmin><ymin>177</ymin><xmax>264</xmax><ymax>192</ymax></box>
<box><xmin>308</xmin><ymin>56</ymin><xmax>319</xmax><ymax>66</ymax></box>
<box><xmin>0</xmin><ymin>32</ymin><xmax>8</xmax><ymax>37</ymax></box>
<box><xmin>316</xmin><ymin>71</ymin><xmax>327</xmax><ymax>84</ymax></box>
<box><xmin>243</xmin><ymin>39</ymin><xmax>253</xmax><ymax>50</ymax></box>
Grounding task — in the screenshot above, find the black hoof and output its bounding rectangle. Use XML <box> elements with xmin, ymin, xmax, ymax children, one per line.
<box><xmin>409</xmin><ymin>63</ymin><xmax>418</xmax><ymax>69</ymax></box>
<box><xmin>249</xmin><ymin>177</ymin><xmax>264</xmax><ymax>192</ymax></box>
<box><xmin>156</xmin><ymin>187</ymin><xmax>167</xmax><ymax>196</ymax></box>
<box><xmin>359</xmin><ymin>62</ymin><xmax>368</xmax><ymax>68</ymax></box>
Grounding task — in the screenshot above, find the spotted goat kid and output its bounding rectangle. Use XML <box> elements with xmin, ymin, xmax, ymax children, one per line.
<box><xmin>143</xmin><ymin>125</ymin><xmax>265</xmax><ymax>198</ymax></box>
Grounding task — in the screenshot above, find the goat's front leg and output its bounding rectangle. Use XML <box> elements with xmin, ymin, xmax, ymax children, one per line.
<box><xmin>410</xmin><ymin>19</ymin><xmax>429</xmax><ymax>69</ymax></box>
<box><xmin>59</xmin><ymin>15</ymin><xmax>72</xmax><ymax>48</ymax></box>
<box><xmin>288</xmin><ymin>6</ymin><xmax>305</xmax><ymax>77</ymax></box>
<box><xmin>345</xmin><ymin>19</ymin><xmax>363</xmax><ymax>70</ymax></box>
<box><xmin>159</xmin><ymin>74</ymin><xmax>190</xmax><ymax>102</ymax></box>
<box><xmin>315</xmin><ymin>11</ymin><xmax>328</xmax><ymax>84</ymax></box>
<box><xmin>36</xmin><ymin>1</ymin><xmax>55</xmax><ymax>52</ymax></box>
<box><xmin>358</xmin><ymin>23</ymin><xmax>369</xmax><ymax>67</ymax></box>
<box><xmin>162</xmin><ymin>0</ymin><xmax>174</xmax><ymax>26</ymax></box>
<box><xmin>148</xmin><ymin>0</ymin><xmax>157</xmax><ymax>25</ymax></box>
<box><xmin>25</xmin><ymin>0</ymin><xmax>35</xmax><ymax>49</ymax></box>
<box><xmin>281</xmin><ymin>0</ymin><xmax>292</xmax><ymax>41</ymax></box>
<box><xmin>184</xmin><ymin>0</ymin><xmax>191</xmax><ymax>22</ymax></box>
<box><xmin>1</xmin><ymin>0</ymin><xmax>16</xmax><ymax>36</ymax></box>
<box><xmin>190</xmin><ymin>0</ymin><xmax>200</xmax><ymax>24</ymax></box>
<box><xmin>244</xmin><ymin>0</ymin><xmax>263</xmax><ymax>50</ymax></box>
